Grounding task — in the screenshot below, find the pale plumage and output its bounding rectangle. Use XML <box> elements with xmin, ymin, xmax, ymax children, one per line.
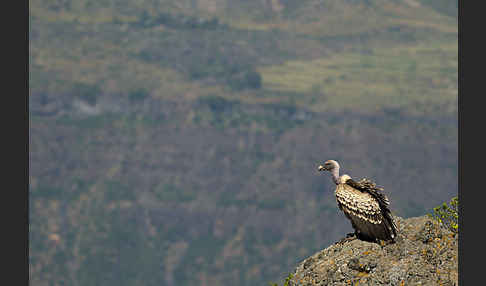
<box><xmin>318</xmin><ymin>160</ymin><xmax>397</xmax><ymax>242</ymax></box>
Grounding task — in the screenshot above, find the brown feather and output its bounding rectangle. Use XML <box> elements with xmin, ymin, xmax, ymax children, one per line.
<box><xmin>335</xmin><ymin>182</ymin><xmax>397</xmax><ymax>241</ymax></box>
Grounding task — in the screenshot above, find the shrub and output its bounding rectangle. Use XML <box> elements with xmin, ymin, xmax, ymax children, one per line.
<box><xmin>428</xmin><ymin>196</ymin><xmax>458</xmax><ymax>234</ymax></box>
<box><xmin>269</xmin><ymin>273</ymin><xmax>293</xmax><ymax>286</ymax></box>
<box><xmin>128</xmin><ymin>88</ymin><xmax>149</xmax><ymax>103</ymax></box>
<box><xmin>197</xmin><ymin>95</ymin><xmax>235</xmax><ymax>113</ymax></box>
<box><xmin>227</xmin><ymin>69</ymin><xmax>262</xmax><ymax>91</ymax></box>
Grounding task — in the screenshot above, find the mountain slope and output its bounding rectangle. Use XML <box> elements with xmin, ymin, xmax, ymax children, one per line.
<box><xmin>29</xmin><ymin>1</ymin><xmax>457</xmax><ymax>285</ymax></box>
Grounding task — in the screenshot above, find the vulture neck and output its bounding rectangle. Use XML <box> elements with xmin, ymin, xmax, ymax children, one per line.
<box><xmin>331</xmin><ymin>167</ymin><xmax>340</xmax><ymax>185</ymax></box>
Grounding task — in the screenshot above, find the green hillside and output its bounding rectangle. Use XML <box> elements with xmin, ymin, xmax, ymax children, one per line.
<box><xmin>29</xmin><ymin>0</ymin><xmax>457</xmax><ymax>285</ymax></box>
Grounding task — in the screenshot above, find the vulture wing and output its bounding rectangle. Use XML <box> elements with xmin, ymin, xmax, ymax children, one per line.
<box><xmin>335</xmin><ymin>178</ymin><xmax>397</xmax><ymax>241</ymax></box>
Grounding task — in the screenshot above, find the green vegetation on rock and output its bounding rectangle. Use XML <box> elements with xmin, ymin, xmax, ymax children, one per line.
<box><xmin>428</xmin><ymin>196</ymin><xmax>458</xmax><ymax>234</ymax></box>
<box><xmin>269</xmin><ymin>273</ymin><xmax>293</xmax><ymax>286</ymax></box>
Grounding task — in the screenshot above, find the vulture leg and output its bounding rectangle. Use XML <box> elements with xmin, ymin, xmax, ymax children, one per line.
<box><xmin>356</xmin><ymin>231</ymin><xmax>376</xmax><ymax>243</ymax></box>
<box><xmin>346</xmin><ymin>232</ymin><xmax>356</xmax><ymax>238</ymax></box>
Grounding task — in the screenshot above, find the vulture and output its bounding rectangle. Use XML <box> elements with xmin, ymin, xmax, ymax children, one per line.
<box><xmin>318</xmin><ymin>160</ymin><xmax>397</xmax><ymax>242</ymax></box>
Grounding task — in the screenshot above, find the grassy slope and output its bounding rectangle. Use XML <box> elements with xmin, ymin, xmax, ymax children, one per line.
<box><xmin>259</xmin><ymin>38</ymin><xmax>457</xmax><ymax>114</ymax></box>
<box><xmin>29</xmin><ymin>1</ymin><xmax>457</xmax><ymax>286</ymax></box>
<box><xmin>29</xmin><ymin>0</ymin><xmax>457</xmax><ymax>115</ymax></box>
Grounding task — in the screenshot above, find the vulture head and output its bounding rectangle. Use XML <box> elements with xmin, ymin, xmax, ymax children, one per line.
<box><xmin>318</xmin><ymin>159</ymin><xmax>340</xmax><ymax>172</ymax></box>
<box><xmin>318</xmin><ymin>160</ymin><xmax>346</xmax><ymax>184</ymax></box>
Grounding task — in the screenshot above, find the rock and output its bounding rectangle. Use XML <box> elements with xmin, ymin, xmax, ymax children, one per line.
<box><xmin>288</xmin><ymin>216</ymin><xmax>458</xmax><ymax>286</ymax></box>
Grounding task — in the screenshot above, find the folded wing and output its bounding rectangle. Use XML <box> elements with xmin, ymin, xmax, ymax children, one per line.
<box><xmin>335</xmin><ymin>178</ymin><xmax>397</xmax><ymax>241</ymax></box>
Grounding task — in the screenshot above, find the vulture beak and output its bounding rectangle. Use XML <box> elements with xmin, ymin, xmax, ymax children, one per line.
<box><xmin>318</xmin><ymin>165</ymin><xmax>325</xmax><ymax>172</ymax></box>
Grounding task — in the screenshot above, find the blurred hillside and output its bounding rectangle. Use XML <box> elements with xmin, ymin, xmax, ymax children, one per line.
<box><xmin>29</xmin><ymin>0</ymin><xmax>457</xmax><ymax>285</ymax></box>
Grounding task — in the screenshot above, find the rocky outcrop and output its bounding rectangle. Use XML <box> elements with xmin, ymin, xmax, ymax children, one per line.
<box><xmin>289</xmin><ymin>216</ymin><xmax>458</xmax><ymax>286</ymax></box>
